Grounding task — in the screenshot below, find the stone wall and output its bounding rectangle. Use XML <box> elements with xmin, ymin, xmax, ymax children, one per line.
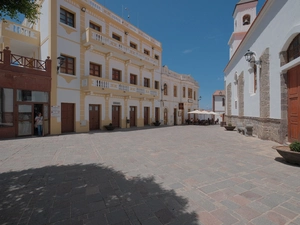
<box><xmin>227</xmin><ymin>83</ymin><xmax>232</xmax><ymax>116</ymax></box>
<box><xmin>238</xmin><ymin>72</ymin><xmax>244</xmax><ymax>117</ymax></box>
<box><xmin>280</xmin><ymin>72</ymin><xmax>288</xmax><ymax>143</ymax></box>
<box><xmin>260</xmin><ymin>48</ymin><xmax>270</xmax><ymax>118</ymax></box>
<box><xmin>225</xmin><ymin>115</ymin><xmax>283</xmax><ymax>143</ymax></box>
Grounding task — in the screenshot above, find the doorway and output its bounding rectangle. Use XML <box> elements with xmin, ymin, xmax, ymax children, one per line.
<box><xmin>155</xmin><ymin>107</ymin><xmax>159</xmax><ymax>122</ymax></box>
<box><xmin>174</xmin><ymin>108</ymin><xmax>177</xmax><ymax>125</ymax></box>
<box><xmin>288</xmin><ymin>65</ymin><xmax>300</xmax><ymax>142</ymax></box>
<box><xmin>61</xmin><ymin>103</ymin><xmax>75</xmax><ymax>133</ymax></box>
<box><xmin>34</xmin><ymin>104</ymin><xmax>43</xmax><ymax>136</ymax></box>
<box><xmin>144</xmin><ymin>107</ymin><xmax>149</xmax><ymax>125</ymax></box>
<box><xmin>112</xmin><ymin>106</ymin><xmax>120</xmax><ymax>128</ymax></box>
<box><xmin>89</xmin><ymin>104</ymin><xmax>100</xmax><ymax>130</ymax></box>
<box><xmin>164</xmin><ymin>108</ymin><xmax>168</xmax><ymax>125</ymax></box>
<box><xmin>130</xmin><ymin>106</ymin><xmax>136</xmax><ymax>127</ymax></box>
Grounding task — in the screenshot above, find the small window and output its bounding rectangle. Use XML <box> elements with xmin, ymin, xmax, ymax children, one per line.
<box><xmin>144</xmin><ymin>49</ymin><xmax>149</xmax><ymax>55</ymax></box>
<box><xmin>130</xmin><ymin>42</ymin><xmax>137</xmax><ymax>49</ymax></box>
<box><xmin>90</xmin><ymin>62</ymin><xmax>101</xmax><ymax>77</ymax></box>
<box><xmin>155</xmin><ymin>81</ymin><xmax>159</xmax><ymax>90</ymax></box>
<box><xmin>89</xmin><ymin>22</ymin><xmax>101</xmax><ymax>32</ymax></box>
<box><xmin>155</xmin><ymin>55</ymin><xmax>159</xmax><ymax>60</ymax></box>
<box><xmin>60</xmin><ymin>55</ymin><xmax>75</xmax><ymax>75</ymax></box>
<box><xmin>112</xmin><ymin>69</ymin><xmax>121</xmax><ymax>81</ymax></box>
<box><xmin>60</xmin><ymin>8</ymin><xmax>75</xmax><ymax>27</ymax></box>
<box><xmin>112</xmin><ymin>33</ymin><xmax>121</xmax><ymax>42</ymax></box>
<box><xmin>183</xmin><ymin>87</ymin><xmax>186</xmax><ymax>98</ymax></box>
<box><xmin>174</xmin><ymin>86</ymin><xmax>177</xmax><ymax>97</ymax></box>
<box><xmin>188</xmin><ymin>88</ymin><xmax>192</xmax><ymax>98</ymax></box>
<box><xmin>222</xmin><ymin>98</ymin><xmax>225</xmax><ymax>106</ymax></box>
<box><xmin>130</xmin><ymin>74</ymin><xmax>137</xmax><ymax>85</ymax></box>
<box><xmin>243</xmin><ymin>14</ymin><xmax>251</xmax><ymax>25</ymax></box>
<box><xmin>144</xmin><ymin>78</ymin><xmax>150</xmax><ymax>88</ymax></box>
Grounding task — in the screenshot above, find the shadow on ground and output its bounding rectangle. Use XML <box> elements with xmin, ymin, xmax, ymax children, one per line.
<box><xmin>0</xmin><ymin>164</ymin><xmax>198</xmax><ymax>225</ymax></box>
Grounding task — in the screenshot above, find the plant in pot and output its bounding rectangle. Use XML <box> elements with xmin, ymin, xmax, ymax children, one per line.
<box><xmin>224</xmin><ymin>123</ymin><xmax>236</xmax><ymax>131</ymax></box>
<box><xmin>153</xmin><ymin>121</ymin><xmax>161</xmax><ymax>126</ymax></box>
<box><xmin>104</xmin><ymin>123</ymin><xmax>115</xmax><ymax>131</ymax></box>
<box><xmin>274</xmin><ymin>141</ymin><xmax>300</xmax><ymax>165</ymax></box>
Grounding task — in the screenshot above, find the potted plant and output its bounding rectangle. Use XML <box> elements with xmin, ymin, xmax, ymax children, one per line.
<box><xmin>274</xmin><ymin>141</ymin><xmax>300</xmax><ymax>165</ymax></box>
<box><xmin>224</xmin><ymin>123</ymin><xmax>236</xmax><ymax>131</ymax></box>
<box><xmin>153</xmin><ymin>121</ymin><xmax>161</xmax><ymax>126</ymax></box>
<box><xmin>104</xmin><ymin>123</ymin><xmax>115</xmax><ymax>131</ymax></box>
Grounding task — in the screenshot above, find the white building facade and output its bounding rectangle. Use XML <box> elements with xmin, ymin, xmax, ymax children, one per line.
<box><xmin>224</xmin><ymin>0</ymin><xmax>300</xmax><ymax>143</ymax></box>
<box><xmin>161</xmin><ymin>66</ymin><xmax>199</xmax><ymax>125</ymax></box>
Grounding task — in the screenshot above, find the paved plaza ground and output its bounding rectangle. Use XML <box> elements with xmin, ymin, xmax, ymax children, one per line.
<box><xmin>0</xmin><ymin>125</ymin><xmax>300</xmax><ymax>225</ymax></box>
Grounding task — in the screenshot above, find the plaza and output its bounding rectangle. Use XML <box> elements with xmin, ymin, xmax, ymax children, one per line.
<box><xmin>0</xmin><ymin>125</ymin><xmax>299</xmax><ymax>225</ymax></box>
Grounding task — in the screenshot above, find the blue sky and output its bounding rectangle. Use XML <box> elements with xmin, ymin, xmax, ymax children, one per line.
<box><xmin>97</xmin><ymin>0</ymin><xmax>265</xmax><ymax>109</ymax></box>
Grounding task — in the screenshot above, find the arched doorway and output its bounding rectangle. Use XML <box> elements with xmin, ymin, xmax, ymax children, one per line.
<box><xmin>164</xmin><ymin>108</ymin><xmax>168</xmax><ymax>125</ymax></box>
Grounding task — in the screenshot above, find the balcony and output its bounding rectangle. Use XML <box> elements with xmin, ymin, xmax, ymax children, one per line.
<box><xmin>82</xmin><ymin>28</ymin><xmax>159</xmax><ymax>69</ymax></box>
<box><xmin>81</xmin><ymin>75</ymin><xmax>159</xmax><ymax>99</ymax></box>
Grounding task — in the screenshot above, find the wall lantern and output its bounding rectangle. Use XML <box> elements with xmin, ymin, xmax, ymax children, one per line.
<box><xmin>244</xmin><ymin>50</ymin><xmax>261</xmax><ymax>65</ymax></box>
<box><xmin>81</xmin><ymin>7</ymin><xmax>86</xmax><ymax>12</ymax></box>
<box><xmin>57</xmin><ymin>56</ymin><xmax>65</xmax><ymax>72</ymax></box>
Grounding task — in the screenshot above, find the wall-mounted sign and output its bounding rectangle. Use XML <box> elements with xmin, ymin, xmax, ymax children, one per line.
<box><xmin>113</xmin><ymin>102</ymin><xmax>120</xmax><ymax>105</ymax></box>
<box><xmin>51</xmin><ymin>105</ymin><xmax>60</xmax><ymax>117</ymax></box>
<box><xmin>188</xmin><ymin>99</ymin><xmax>193</xmax><ymax>103</ymax></box>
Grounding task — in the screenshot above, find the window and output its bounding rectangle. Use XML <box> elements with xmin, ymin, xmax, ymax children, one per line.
<box><xmin>188</xmin><ymin>88</ymin><xmax>192</xmax><ymax>98</ymax></box>
<box><xmin>130</xmin><ymin>42</ymin><xmax>137</xmax><ymax>49</ymax></box>
<box><xmin>287</xmin><ymin>34</ymin><xmax>300</xmax><ymax>62</ymax></box>
<box><xmin>17</xmin><ymin>90</ymin><xmax>48</xmax><ymax>102</ymax></box>
<box><xmin>89</xmin><ymin>22</ymin><xmax>101</xmax><ymax>32</ymax></box>
<box><xmin>112</xmin><ymin>69</ymin><xmax>121</xmax><ymax>81</ymax></box>
<box><xmin>183</xmin><ymin>87</ymin><xmax>186</xmax><ymax>98</ymax></box>
<box><xmin>60</xmin><ymin>55</ymin><xmax>75</xmax><ymax>75</ymax></box>
<box><xmin>0</xmin><ymin>88</ymin><xmax>13</xmax><ymax>126</ymax></box>
<box><xmin>243</xmin><ymin>14</ymin><xmax>251</xmax><ymax>25</ymax></box>
<box><xmin>222</xmin><ymin>98</ymin><xmax>225</xmax><ymax>106</ymax></box>
<box><xmin>144</xmin><ymin>78</ymin><xmax>150</xmax><ymax>88</ymax></box>
<box><xmin>130</xmin><ymin>74</ymin><xmax>137</xmax><ymax>85</ymax></box>
<box><xmin>155</xmin><ymin>81</ymin><xmax>159</xmax><ymax>90</ymax></box>
<box><xmin>174</xmin><ymin>86</ymin><xmax>177</xmax><ymax>97</ymax></box>
<box><xmin>144</xmin><ymin>49</ymin><xmax>149</xmax><ymax>55</ymax></box>
<box><xmin>155</xmin><ymin>55</ymin><xmax>159</xmax><ymax>60</ymax></box>
<box><xmin>112</xmin><ymin>33</ymin><xmax>121</xmax><ymax>42</ymax></box>
<box><xmin>90</xmin><ymin>63</ymin><xmax>101</xmax><ymax>77</ymax></box>
<box><xmin>164</xmin><ymin>84</ymin><xmax>168</xmax><ymax>96</ymax></box>
<box><xmin>60</xmin><ymin>8</ymin><xmax>75</xmax><ymax>27</ymax></box>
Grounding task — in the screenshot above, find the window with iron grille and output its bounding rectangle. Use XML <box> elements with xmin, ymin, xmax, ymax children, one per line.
<box><xmin>287</xmin><ymin>34</ymin><xmax>300</xmax><ymax>62</ymax></box>
<box><xmin>144</xmin><ymin>78</ymin><xmax>150</xmax><ymax>88</ymax></box>
<box><xmin>130</xmin><ymin>74</ymin><xmax>137</xmax><ymax>85</ymax></box>
<box><xmin>60</xmin><ymin>8</ymin><xmax>75</xmax><ymax>27</ymax></box>
<box><xmin>188</xmin><ymin>88</ymin><xmax>192</xmax><ymax>98</ymax></box>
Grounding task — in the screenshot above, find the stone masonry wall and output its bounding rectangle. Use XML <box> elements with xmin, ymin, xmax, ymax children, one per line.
<box><xmin>260</xmin><ymin>48</ymin><xmax>270</xmax><ymax>118</ymax></box>
<box><xmin>227</xmin><ymin>83</ymin><xmax>232</xmax><ymax>116</ymax></box>
<box><xmin>238</xmin><ymin>72</ymin><xmax>244</xmax><ymax>117</ymax></box>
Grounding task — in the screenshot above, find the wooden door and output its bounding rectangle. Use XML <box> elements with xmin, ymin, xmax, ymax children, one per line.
<box><xmin>155</xmin><ymin>107</ymin><xmax>159</xmax><ymax>122</ymax></box>
<box><xmin>112</xmin><ymin>106</ymin><xmax>120</xmax><ymax>127</ymax></box>
<box><xmin>130</xmin><ymin>106</ymin><xmax>136</xmax><ymax>127</ymax></box>
<box><xmin>288</xmin><ymin>65</ymin><xmax>300</xmax><ymax>142</ymax></box>
<box><xmin>89</xmin><ymin>104</ymin><xmax>100</xmax><ymax>130</ymax></box>
<box><xmin>61</xmin><ymin>103</ymin><xmax>74</xmax><ymax>133</ymax></box>
<box><xmin>174</xmin><ymin>108</ymin><xmax>177</xmax><ymax>125</ymax></box>
<box><xmin>164</xmin><ymin>108</ymin><xmax>168</xmax><ymax>125</ymax></box>
<box><xmin>144</xmin><ymin>107</ymin><xmax>149</xmax><ymax>125</ymax></box>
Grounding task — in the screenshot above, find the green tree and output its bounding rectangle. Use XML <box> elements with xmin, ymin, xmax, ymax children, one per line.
<box><xmin>0</xmin><ymin>0</ymin><xmax>40</xmax><ymax>24</ymax></box>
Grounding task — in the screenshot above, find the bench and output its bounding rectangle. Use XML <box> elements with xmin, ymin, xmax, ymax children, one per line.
<box><xmin>237</xmin><ymin>123</ymin><xmax>246</xmax><ymax>135</ymax></box>
<box><xmin>237</xmin><ymin>123</ymin><xmax>253</xmax><ymax>136</ymax></box>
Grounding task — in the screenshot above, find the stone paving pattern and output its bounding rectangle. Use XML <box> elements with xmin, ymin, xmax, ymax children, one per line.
<box><xmin>0</xmin><ymin>125</ymin><xmax>299</xmax><ymax>225</ymax></box>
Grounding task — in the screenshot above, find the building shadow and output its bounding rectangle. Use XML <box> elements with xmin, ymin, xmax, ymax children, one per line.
<box><xmin>0</xmin><ymin>164</ymin><xmax>199</xmax><ymax>225</ymax></box>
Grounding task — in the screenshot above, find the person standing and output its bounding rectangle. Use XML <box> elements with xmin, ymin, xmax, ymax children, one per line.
<box><xmin>35</xmin><ymin>112</ymin><xmax>43</xmax><ymax>137</ymax></box>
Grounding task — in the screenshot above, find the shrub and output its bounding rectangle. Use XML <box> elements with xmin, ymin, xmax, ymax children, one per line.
<box><xmin>228</xmin><ymin>123</ymin><xmax>232</xmax><ymax>127</ymax></box>
<box><xmin>289</xmin><ymin>141</ymin><xmax>300</xmax><ymax>152</ymax></box>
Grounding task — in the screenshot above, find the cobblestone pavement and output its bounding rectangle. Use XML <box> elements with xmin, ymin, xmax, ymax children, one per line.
<box><xmin>0</xmin><ymin>125</ymin><xmax>300</xmax><ymax>225</ymax></box>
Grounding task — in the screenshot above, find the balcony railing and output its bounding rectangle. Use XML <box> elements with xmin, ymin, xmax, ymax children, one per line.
<box><xmin>82</xmin><ymin>75</ymin><xmax>158</xmax><ymax>97</ymax></box>
<box><xmin>83</xmin><ymin>28</ymin><xmax>158</xmax><ymax>66</ymax></box>
<box><xmin>11</xmin><ymin>54</ymin><xmax>46</xmax><ymax>70</ymax></box>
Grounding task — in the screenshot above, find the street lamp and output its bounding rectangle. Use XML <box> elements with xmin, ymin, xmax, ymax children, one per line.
<box><xmin>57</xmin><ymin>56</ymin><xmax>65</xmax><ymax>73</ymax></box>
<box><xmin>161</xmin><ymin>83</ymin><xmax>167</xmax><ymax>92</ymax></box>
<box><xmin>244</xmin><ymin>50</ymin><xmax>261</xmax><ymax>65</ymax></box>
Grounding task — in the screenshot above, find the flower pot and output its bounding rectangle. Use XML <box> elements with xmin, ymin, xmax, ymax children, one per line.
<box><xmin>153</xmin><ymin>122</ymin><xmax>161</xmax><ymax>126</ymax></box>
<box><xmin>274</xmin><ymin>146</ymin><xmax>300</xmax><ymax>165</ymax></box>
<box><xmin>224</xmin><ymin>126</ymin><xmax>236</xmax><ymax>131</ymax></box>
<box><xmin>104</xmin><ymin>125</ymin><xmax>115</xmax><ymax>131</ymax></box>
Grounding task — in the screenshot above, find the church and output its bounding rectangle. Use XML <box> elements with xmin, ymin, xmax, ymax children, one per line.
<box><xmin>224</xmin><ymin>0</ymin><xmax>300</xmax><ymax>143</ymax></box>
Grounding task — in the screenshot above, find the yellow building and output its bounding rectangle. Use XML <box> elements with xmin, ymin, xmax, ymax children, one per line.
<box><xmin>0</xmin><ymin>0</ymin><xmax>199</xmax><ymax>135</ymax></box>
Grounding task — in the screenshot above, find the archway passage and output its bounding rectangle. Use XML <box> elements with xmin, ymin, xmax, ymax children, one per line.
<box><xmin>287</xmin><ymin>65</ymin><xmax>300</xmax><ymax>142</ymax></box>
